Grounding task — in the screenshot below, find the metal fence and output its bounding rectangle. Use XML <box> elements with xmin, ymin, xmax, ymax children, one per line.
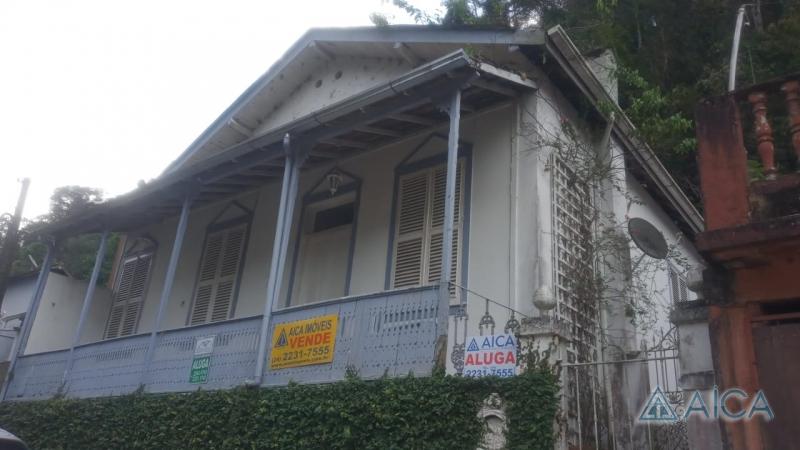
<box><xmin>67</xmin><ymin>333</ymin><xmax>150</xmax><ymax>398</ymax></box>
<box><xmin>4</xmin><ymin>349</ymin><xmax>69</xmax><ymax>400</ymax></box>
<box><xmin>4</xmin><ymin>286</ymin><xmax>440</xmax><ymax>401</ymax></box>
<box><xmin>563</xmin><ymin>327</ymin><xmax>689</xmax><ymax>450</ymax></box>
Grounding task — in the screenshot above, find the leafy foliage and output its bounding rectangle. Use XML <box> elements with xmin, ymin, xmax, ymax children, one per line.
<box><xmin>46</xmin><ymin>186</ymin><xmax>103</xmax><ymax>223</ymax></box>
<box><xmin>392</xmin><ymin>0</ymin><xmax>540</xmax><ymax>27</ymax></box>
<box><xmin>6</xmin><ymin>186</ymin><xmax>119</xmax><ymax>284</ymax></box>
<box><xmin>54</xmin><ymin>233</ymin><xmax>121</xmax><ymax>283</ymax></box>
<box><xmin>0</xmin><ymin>370</ymin><xmax>559</xmax><ymax>450</ymax></box>
<box><xmin>385</xmin><ymin>0</ymin><xmax>800</xmax><ymax>200</ymax></box>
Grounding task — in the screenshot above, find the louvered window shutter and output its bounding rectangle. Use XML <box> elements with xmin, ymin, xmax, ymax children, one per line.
<box><xmin>392</xmin><ymin>172</ymin><xmax>428</xmax><ymax>288</ymax></box>
<box><xmin>190</xmin><ymin>224</ymin><xmax>247</xmax><ymax>325</ymax></box>
<box><xmin>392</xmin><ymin>161</ymin><xmax>464</xmax><ymax>301</ymax></box>
<box><xmin>104</xmin><ymin>253</ymin><xmax>153</xmax><ymax>339</ymax></box>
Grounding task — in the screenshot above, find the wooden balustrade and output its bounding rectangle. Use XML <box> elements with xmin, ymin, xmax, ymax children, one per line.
<box><xmin>747</xmin><ymin>92</ymin><xmax>778</xmax><ymax>179</ymax></box>
<box><xmin>782</xmin><ymin>80</ymin><xmax>800</xmax><ymax>168</ymax></box>
<box><xmin>740</xmin><ymin>75</ymin><xmax>800</xmax><ymax>179</ymax></box>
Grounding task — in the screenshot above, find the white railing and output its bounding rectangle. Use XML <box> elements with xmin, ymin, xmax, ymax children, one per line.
<box><xmin>263</xmin><ymin>285</ymin><xmax>439</xmax><ymax>385</ymax></box>
<box><xmin>4</xmin><ymin>285</ymin><xmax>440</xmax><ymax>401</ymax></box>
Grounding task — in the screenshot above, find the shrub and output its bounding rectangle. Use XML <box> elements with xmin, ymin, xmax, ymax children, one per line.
<box><xmin>0</xmin><ymin>369</ymin><xmax>558</xmax><ymax>450</ymax></box>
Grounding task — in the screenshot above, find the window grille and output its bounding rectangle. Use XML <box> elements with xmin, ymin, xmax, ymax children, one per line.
<box><xmin>668</xmin><ymin>265</ymin><xmax>689</xmax><ymax>304</ymax></box>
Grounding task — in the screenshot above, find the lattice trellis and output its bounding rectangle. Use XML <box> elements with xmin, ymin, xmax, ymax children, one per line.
<box><xmin>551</xmin><ymin>155</ymin><xmax>599</xmax><ymax>364</ymax></box>
<box><xmin>551</xmin><ymin>154</ymin><xmax>606</xmax><ymax>448</ymax></box>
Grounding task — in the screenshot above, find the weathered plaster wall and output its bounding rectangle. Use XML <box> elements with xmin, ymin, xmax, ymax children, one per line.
<box><xmin>23</xmin><ymin>273</ymin><xmax>112</xmax><ymax>355</ymax></box>
<box><xmin>253</xmin><ymin>56</ymin><xmax>414</xmax><ymax>135</ymax></box>
<box><xmin>0</xmin><ymin>277</ymin><xmax>36</xmax><ymax>361</ymax></box>
<box><xmin>627</xmin><ymin>178</ymin><xmax>704</xmax><ymax>344</ymax></box>
<box><xmin>101</xmin><ymin>105</ymin><xmax>516</xmax><ymax>343</ymax></box>
<box><xmin>509</xmin><ymin>63</ymin><xmax>707</xmax><ymax>449</ymax></box>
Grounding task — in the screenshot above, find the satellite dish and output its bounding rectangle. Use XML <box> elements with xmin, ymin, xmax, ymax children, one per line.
<box><xmin>628</xmin><ymin>218</ymin><xmax>668</xmax><ymax>259</ymax></box>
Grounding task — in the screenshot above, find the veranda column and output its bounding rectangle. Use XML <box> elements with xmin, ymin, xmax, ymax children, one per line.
<box><xmin>1</xmin><ymin>239</ymin><xmax>55</xmax><ymax>400</ymax></box>
<box><xmin>62</xmin><ymin>229</ymin><xmax>109</xmax><ymax>384</ymax></box>
<box><xmin>253</xmin><ymin>134</ymin><xmax>302</xmax><ymax>384</ymax></box>
<box><xmin>140</xmin><ymin>195</ymin><xmax>193</xmax><ymax>386</ymax></box>
<box><xmin>435</xmin><ymin>89</ymin><xmax>461</xmax><ymax>370</ymax></box>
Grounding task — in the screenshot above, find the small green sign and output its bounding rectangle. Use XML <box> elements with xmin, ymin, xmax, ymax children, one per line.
<box><xmin>189</xmin><ymin>356</ymin><xmax>211</xmax><ymax>384</ymax></box>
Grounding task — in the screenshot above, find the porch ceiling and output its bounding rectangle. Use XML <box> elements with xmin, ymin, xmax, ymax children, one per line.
<box><xmin>39</xmin><ymin>51</ymin><xmax>535</xmax><ymax>238</ymax></box>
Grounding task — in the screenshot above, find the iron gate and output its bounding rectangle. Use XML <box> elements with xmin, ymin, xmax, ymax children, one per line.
<box><xmin>562</xmin><ymin>326</ymin><xmax>689</xmax><ymax>450</ymax></box>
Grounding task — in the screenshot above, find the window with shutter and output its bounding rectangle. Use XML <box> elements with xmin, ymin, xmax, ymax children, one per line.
<box><xmin>391</xmin><ymin>161</ymin><xmax>464</xmax><ymax>302</ymax></box>
<box><xmin>668</xmin><ymin>266</ymin><xmax>688</xmax><ymax>304</ymax></box>
<box><xmin>189</xmin><ymin>223</ymin><xmax>248</xmax><ymax>325</ymax></box>
<box><xmin>104</xmin><ymin>253</ymin><xmax>153</xmax><ymax>339</ymax></box>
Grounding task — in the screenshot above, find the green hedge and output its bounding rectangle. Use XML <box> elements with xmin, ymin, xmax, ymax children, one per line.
<box><xmin>0</xmin><ymin>370</ymin><xmax>558</xmax><ymax>450</ymax></box>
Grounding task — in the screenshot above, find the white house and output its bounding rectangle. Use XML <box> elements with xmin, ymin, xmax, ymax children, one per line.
<box><xmin>3</xmin><ymin>25</ymin><xmax>704</xmax><ymax>449</ymax></box>
<box><xmin>0</xmin><ymin>270</ymin><xmax>111</xmax><ymax>380</ymax></box>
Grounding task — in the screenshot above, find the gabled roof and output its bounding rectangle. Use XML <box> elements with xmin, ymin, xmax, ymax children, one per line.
<box><xmin>37</xmin><ymin>49</ymin><xmax>533</xmax><ymax>237</ymax></box>
<box><xmin>544</xmin><ymin>26</ymin><xmax>703</xmax><ymax>234</ymax></box>
<box><xmin>163</xmin><ymin>26</ymin><xmax>544</xmax><ymax>173</ymax></box>
<box><xmin>38</xmin><ymin>25</ymin><xmax>702</xmax><ymax>238</ymax></box>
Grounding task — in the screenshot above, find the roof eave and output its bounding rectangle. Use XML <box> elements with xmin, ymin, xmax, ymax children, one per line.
<box><xmin>545</xmin><ymin>25</ymin><xmax>704</xmax><ymax>236</ymax></box>
<box><xmin>35</xmin><ymin>50</ymin><xmax>483</xmax><ymax>237</ymax></box>
<box><xmin>163</xmin><ymin>26</ymin><xmax>545</xmax><ymax>175</ymax></box>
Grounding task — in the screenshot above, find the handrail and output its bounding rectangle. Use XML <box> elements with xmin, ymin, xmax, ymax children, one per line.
<box><xmin>732</xmin><ymin>72</ymin><xmax>800</xmax><ymax>101</ymax></box>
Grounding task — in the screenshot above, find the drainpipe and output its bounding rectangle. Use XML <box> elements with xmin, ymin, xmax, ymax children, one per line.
<box><xmin>595</xmin><ymin>113</ymin><xmax>620</xmax><ymax>450</ymax></box>
<box><xmin>62</xmin><ymin>230</ymin><xmax>109</xmax><ymax>386</ymax></box>
<box><xmin>1</xmin><ymin>239</ymin><xmax>55</xmax><ymax>400</ymax></box>
<box><xmin>140</xmin><ymin>195</ymin><xmax>193</xmax><ymax>387</ymax></box>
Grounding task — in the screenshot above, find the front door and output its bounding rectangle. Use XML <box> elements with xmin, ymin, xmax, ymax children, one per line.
<box><xmin>291</xmin><ymin>200</ymin><xmax>355</xmax><ymax>305</ymax></box>
<box><xmin>753</xmin><ymin>321</ymin><xmax>800</xmax><ymax>450</ymax></box>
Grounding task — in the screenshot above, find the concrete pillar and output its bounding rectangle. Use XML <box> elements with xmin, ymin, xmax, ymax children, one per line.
<box><xmin>709</xmin><ymin>305</ymin><xmax>764</xmax><ymax>450</ymax></box>
<box><xmin>517</xmin><ymin>316</ymin><xmax>570</xmax><ymax>450</ymax></box>
<box><xmin>695</xmin><ymin>96</ymin><xmax>750</xmax><ymax>230</ymax></box>
<box><xmin>671</xmin><ymin>303</ymin><xmax>724</xmax><ymax>450</ymax></box>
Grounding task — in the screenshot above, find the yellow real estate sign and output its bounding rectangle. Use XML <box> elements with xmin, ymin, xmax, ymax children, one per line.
<box><xmin>269</xmin><ymin>314</ymin><xmax>338</xmax><ymax>369</ymax></box>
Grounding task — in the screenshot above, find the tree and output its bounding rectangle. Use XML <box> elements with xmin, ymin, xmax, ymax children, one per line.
<box><xmin>388</xmin><ymin>0</ymin><xmax>541</xmax><ymax>27</ymax></box>
<box><xmin>47</xmin><ymin>185</ymin><xmax>103</xmax><ymax>222</ymax></box>
<box><xmin>12</xmin><ymin>186</ymin><xmax>118</xmax><ymax>285</ymax></box>
<box><xmin>0</xmin><ymin>179</ymin><xmax>30</xmax><ymax>309</ymax></box>
<box><xmin>381</xmin><ymin>0</ymin><xmax>800</xmax><ymax>200</ymax></box>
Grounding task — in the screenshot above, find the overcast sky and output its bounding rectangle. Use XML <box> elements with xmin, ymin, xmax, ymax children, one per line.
<box><xmin>0</xmin><ymin>0</ymin><xmax>442</xmax><ymax>220</ymax></box>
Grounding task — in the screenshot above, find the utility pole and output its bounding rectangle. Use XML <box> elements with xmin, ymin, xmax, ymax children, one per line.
<box><xmin>0</xmin><ymin>178</ymin><xmax>31</xmax><ymax>311</ymax></box>
<box><xmin>728</xmin><ymin>5</ymin><xmax>749</xmax><ymax>92</ymax></box>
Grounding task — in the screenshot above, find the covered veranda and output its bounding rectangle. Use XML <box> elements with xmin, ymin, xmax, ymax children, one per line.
<box><xmin>2</xmin><ymin>50</ymin><xmax>536</xmax><ymax>400</ymax></box>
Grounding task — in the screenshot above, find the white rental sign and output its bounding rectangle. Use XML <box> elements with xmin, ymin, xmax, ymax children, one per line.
<box><xmin>463</xmin><ymin>333</ymin><xmax>517</xmax><ymax>378</ymax></box>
